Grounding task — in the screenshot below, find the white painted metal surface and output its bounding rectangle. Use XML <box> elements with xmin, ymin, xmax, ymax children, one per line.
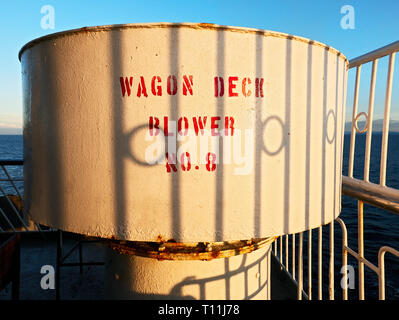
<box><xmin>105</xmin><ymin>243</ymin><xmax>271</xmax><ymax>299</ymax></box>
<box><xmin>20</xmin><ymin>23</ymin><xmax>348</xmax><ymax>242</ymax></box>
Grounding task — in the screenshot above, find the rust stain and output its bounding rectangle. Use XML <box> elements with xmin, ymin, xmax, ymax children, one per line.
<box><xmin>105</xmin><ymin>237</ymin><xmax>277</xmax><ymax>261</ymax></box>
<box><xmin>155</xmin><ymin>235</ymin><xmax>178</xmax><ymax>244</ymax></box>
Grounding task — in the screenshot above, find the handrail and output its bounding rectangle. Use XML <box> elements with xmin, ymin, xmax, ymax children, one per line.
<box><xmin>342</xmin><ymin>176</ymin><xmax>399</xmax><ymax>214</ymax></box>
<box><xmin>349</xmin><ymin>40</ymin><xmax>399</xmax><ymax>68</ymax></box>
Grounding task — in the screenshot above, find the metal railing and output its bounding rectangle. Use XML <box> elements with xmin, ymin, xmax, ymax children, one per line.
<box><xmin>0</xmin><ymin>160</ymin><xmax>105</xmax><ymax>300</ymax></box>
<box><xmin>272</xmin><ymin>40</ymin><xmax>399</xmax><ymax>300</ymax></box>
<box><xmin>0</xmin><ymin>160</ymin><xmax>48</xmax><ymax>234</ymax></box>
<box><xmin>0</xmin><ymin>160</ymin><xmax>30</xmax><ymax>233</ymax></box>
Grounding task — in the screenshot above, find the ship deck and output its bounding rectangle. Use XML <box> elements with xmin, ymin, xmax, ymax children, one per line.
<box><xmin>0</xmin><ymin>232</ymin><xmax>297</xmax><ymax>300</ymax></box>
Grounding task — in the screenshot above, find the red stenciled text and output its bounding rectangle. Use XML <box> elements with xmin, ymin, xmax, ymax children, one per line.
<box><xmin>149</xmin><ymin>116</ymin><xmax>235</xmax><ymax>137</ymax></box>
<box><xmin>119</xmin><ymin>75</ymin><xmax>194</xmax><ymax>97</ymax></box>
<box><xmin>165</xmin><ymin>152</ymin><xmax>217</xmax><ymax>173</ymax></box>
<box><xmin>214</xmin><ymin>76</ymin><xmax>264</xmax><ymax>98</ymax></box>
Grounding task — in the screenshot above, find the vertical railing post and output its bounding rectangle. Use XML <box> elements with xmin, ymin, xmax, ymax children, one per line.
<box><xmin>363</xmin><ymin>60</ymin><xmax>378</xmax><ymax>182</ymax></box>
<box><xmin>292</xmin><ymin>234</ymin><xmax>296</xmax><ymax>280</ymax></box>
<box><xmin>285</xmin><ymin>234</ymin><xmax>288</xmax><ymax>270</ymax></box>
<box><xmin>336</xmin><ymin>218</ymin><xmax>348</xmax><ymax>300</ymax></box>
<box><xmin>318</xmin><ymin>226</ymin><xmax>322</xmax><ymax>300</ymax></box>
<box><xmin>378</xmin><ymin>247</ymin><xmax>399</xmax><ymax>300</ymax></box>
<box><xmin>329</xmin><ymin>222</ymin><xmax>334</xmax><ymax>300</ymax></box>
<box><xmin>358</xmin><ymin>201</ymin><xmax>365</xmax><ymax>300</ymax></box>
<box><xmin>380</xmin><ymin>53</ymin><xmax>396</xmax><ymax>186</ymax></box>
<box><xmin>308</xmin><ymin>229</ymin><xmax>312</xmax><ymax>300</ymax></box>
<box><xmin>348</xmin><ymin>66</ymin><xmax>361</xmax><ymax>178</ymax></box>
<box><xmin>298</xmin><ymin>232</ymin><xmax>303</xmax><ymax>300</ymax></box>
<box><xmin>56</xmin><ymin>229</ymin><xmax>62</xmax><ymax>300</ymax></box>
<box><xmin>378</xmin><ymin>250</ymin><xmax>386</xmax><ymax>300</ymax></box>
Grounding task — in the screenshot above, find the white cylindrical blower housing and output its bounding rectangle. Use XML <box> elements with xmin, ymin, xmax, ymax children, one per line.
<box><xmin>20</xmin><ymin>23</ymin><xmax>348</xmax><ymax>242</ymax></box>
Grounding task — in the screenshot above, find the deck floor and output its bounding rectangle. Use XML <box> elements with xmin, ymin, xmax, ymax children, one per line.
<box><xmin>0</xmin><ymin>233</ymin><xmax>296</xmax><ymax>300</ymax></box>
<box><xmin>0</xmin><ymin>234</ymin><xmax>105</xmax><ymax>300</ymax></box>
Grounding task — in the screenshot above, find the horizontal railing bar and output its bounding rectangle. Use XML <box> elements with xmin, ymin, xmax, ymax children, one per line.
<box><xmin>342</xmin><ymin>188</ymin><xmax>399</xmax><ymax>213</ymax></box>
<box><xmin>349</xmin><ymin>40</ymin><xmax>399</xmax><ymax>68</ymax></box>
<box><xmin>379</xmin><ymin>246</ymin><xmax>399</xmax><ymax>259</ymax></box>
<box><xmin>60</xmin><ymin>262</ymin><xmax>104</xmax><ymax>267</ymax></box>
<box><xmin>343</xmin><ymin>176</ymin><xmax>399</xmax><ymax>200</ymax></box>
<box><xmin>344</xmin><ymin>245</ymin><xmax>379</xmax><ymax>275</ymax></box>
<box><xmin>342</xmin><ymin>176</ymin><xmax>399</xmax><ymax>214</ymax></box>
<box><xmin>0</xmin><ymin>160</ymin><xmax>23</xmax><ymax>165</ymax></box>
<box><xmin>0</xmin><ymin>229</ymin><xmax>54</xmax><ymax>234</ymax></box>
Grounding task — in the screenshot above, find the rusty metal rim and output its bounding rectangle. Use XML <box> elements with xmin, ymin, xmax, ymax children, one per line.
<box><xmin>107</xmin><ymin>236</ymin><xmax>277</xmax><ymax>261</ymax></box>
<box><xmin>18</xmin><ymin>22</ymin><xmax>348</xmax><ymax>64</ymax></box>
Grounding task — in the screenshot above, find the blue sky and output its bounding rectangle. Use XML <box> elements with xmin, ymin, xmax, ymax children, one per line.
<box><xmin>1</xmin><ymin>0</ymin><xmax>398</xmax><ymax>133</ymax></box>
